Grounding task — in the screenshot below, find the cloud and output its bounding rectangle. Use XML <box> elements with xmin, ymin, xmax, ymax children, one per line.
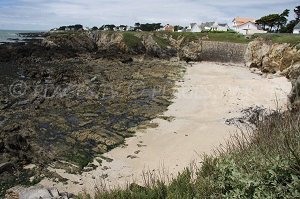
<box><xmin>0</xmin><ymin>0</ymin><xmax>298</xmax><ymax>30</ymax></box>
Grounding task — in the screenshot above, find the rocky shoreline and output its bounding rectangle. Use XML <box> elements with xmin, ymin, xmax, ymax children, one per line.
<box><xmin>0</xmin><ymin>31</ymin><xmax>299</xmax><ymax>197</ymax></box>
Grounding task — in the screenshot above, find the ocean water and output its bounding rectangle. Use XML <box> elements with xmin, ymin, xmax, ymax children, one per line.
<box><xmin>0</xmin><ymin>30</ymin><xmax>42</xmax><ymax>43</ymax></box>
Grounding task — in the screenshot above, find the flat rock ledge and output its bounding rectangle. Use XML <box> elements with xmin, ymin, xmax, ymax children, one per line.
<box><xmin>5</xmin><ymin>185</ymin><xmax>74</xmax><ymax>199</ymax></box>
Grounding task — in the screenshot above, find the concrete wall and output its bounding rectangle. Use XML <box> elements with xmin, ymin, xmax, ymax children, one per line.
<box><xmin>199</xmin><ymin>41</ymin><xmax>247</xmax><ymax>63</ymax></box>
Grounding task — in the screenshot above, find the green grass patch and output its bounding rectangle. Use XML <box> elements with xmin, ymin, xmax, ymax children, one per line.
<box><xmin>152</xmin><ymin>35</ymin><xmax>171</xmax><ymax>48</ymax></box>
<box><xmin>65</xmin><ymin>150</ymin><xmax>93</xmax><ymax>169</ymax></box>
<box><xmin>253</xmin><ymin>33</ymin><xmax>300</xmax><ymax>46</ymax></box>
<box><xmin>122</xmin><ymin>32</ymin><xmax>143</xmax><ymax>48</ymax></box>
<box><xmin>168</xmin><ymin>32</ymin><xmax>250</xmax><ymax>44</ymax></box>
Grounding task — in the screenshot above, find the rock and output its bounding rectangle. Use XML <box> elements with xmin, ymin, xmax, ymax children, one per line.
<box><xmin>6</xmin><ymin>186</ymin><xmax>74</xmax><ymax>199</ymax></box>
<box><xmin>5</xmin><ymin>134</ymin><xmax>29</xmax><ymax>152</ymax></box>
<box><xmin>289</xmin><ymin>76</ymin><xmax>300</xmax><ymax>110</ymax></box>
<box><xmin>179</xmin><ymin>41</ymin><xmax>202</xmax><ymax>61</ymax></box>
<box><xmin>127</xmin><ymin>155</ymin><xmax>138</xmax><ymax>159</ymax></box>
<box><xmin>0</xmin><ymin>162</ymin><xmax>14</xmax><ymax>174</ymax></box>
<box><xmin>244</xmin><ymin>38</ymin><xmax>271</xmax><ymax>68</ymax></box>
<box><xmin>121</xmin><ymin>57</ymin><xmax>133</xmax><ymax>64</ymax></box>
<box><xmin>90</xmin><ymin>76</ymin><xmax>97</xmax><ymax>82</ymax></box>
<box><xmin>6</xmin><ymin>186</ymin><xmax>52</xmax><ymax>199</ymax></box>
<box><xmin>170</xmin><ymin>57</ymin><xmax>180</xmax><ymax>62</ymax></box>
<box><xmin>0</xmin><ymin>139</ymin><xmax>4</xmax><ymax>152</ymax></box>
<box><xmin>245</xmin><ymin>38</ymin><xmax>300</xmax><ymax>72</ymax></box>
<box><xmin>78</xmin><ymin>120</ymin><xmax>93</xmax><ymax>127</ymax></box>
<box><xmin>3</xmin><ymin>124</ymin><xmax>20</xmax><ymax>132</ymax></box>
<box><xmin>48</xmin><ymin>187</ymin><xmax>60</xmax><ymax>197</ymax></box>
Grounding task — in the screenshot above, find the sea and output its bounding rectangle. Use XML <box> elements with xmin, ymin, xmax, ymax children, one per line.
<box><xmin>0</xmin><ymin>29</ymin><xmax>43</xmax><ymax>44</ymax></box>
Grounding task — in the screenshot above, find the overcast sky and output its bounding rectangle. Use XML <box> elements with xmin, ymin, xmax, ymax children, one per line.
<box><xmin>0</xmin><ymin>0</ymin><xmax>299</xmax><ymax>30</ymax></box>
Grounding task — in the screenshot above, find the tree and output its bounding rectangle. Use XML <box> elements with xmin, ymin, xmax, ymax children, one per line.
<box><xmin>58</xmin><ymin>26</ymin><xmax>67</xmax><ymax>30</ymax></box>
<box><xmin>139</xmin><ymin>23</ymin><xmax>162</xmax><ymax>31</ymax></box>
<box><xmin>174</xmin><ymin>25</ymin><xmax>184</xmax><ymax>32</ymax></box>
<box><xmin>74</xmin><ymin>24</ymin><xmax>83</xmax><ymax>30</ymax></box>
<box><xmin>256</xmin><ymin>9</ymin><xmax>289</xmax><ymax>32</ymax></box>
<box><xmin>277</xmin><ymin>9</ymin><xmax>290</xmax><ymax>31</ymax></box>
<box><xmin>91</xmin><ymin>26</ymin><xmax>98</xmax><ymax>31</ymax></box>
<box><xmin>295</xmin><ymin>6</ymin><xmax>300</xmax><ymax>21</ymax></box>
<box><xmin>134</xmin><ymin>22</ymin><xmax>141</xmax><ymax>27</ymax></box>
<box><xmin>280</xmin><ymin>5</ymin><xmax>300</xmax><ymax>33</ymax></box>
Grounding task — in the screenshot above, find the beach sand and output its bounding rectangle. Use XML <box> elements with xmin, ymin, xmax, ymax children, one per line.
<box><xmin>40</xmin><ymin>62</ymin><xmax>291</xmax><ymax>195</ymax></box>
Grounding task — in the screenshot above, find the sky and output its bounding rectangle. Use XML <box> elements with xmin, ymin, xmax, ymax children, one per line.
<box><xmin>0</xmin><ymin>0</ymin><xmax>299</xmax><ymax>30</ymax></box>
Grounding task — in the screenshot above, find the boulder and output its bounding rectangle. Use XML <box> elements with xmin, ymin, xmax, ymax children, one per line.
<box><xmin>6</xmin><ymin>186</ymin><xmax>51</xmax><ymax>199</ymax></box>
<box><xmin>245</xmin><ymin>38</ymin><xmax>300</xmax><ymax>73</ymax></box>
<box><xmin>5</xmin><ymin>186</ymin><xmax>73</xmax><ymax>199</ymax></box>
<box><xmin>244</xmin><ymin>38</ymin><xmax>271</xmax><ymax>68</ymax></box>
<box><xmin>289</xmin><ymin>76</ymin><xmax>300</xmax><ymax>110</ymax></box>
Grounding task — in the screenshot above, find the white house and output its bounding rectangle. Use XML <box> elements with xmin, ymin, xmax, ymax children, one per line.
<box><xmin>189</xmin><ymin>23</ymin><xmax>202</xmax><ymax>32</ymax></box>
<box><xmin>200</xmin><ymin>22</ymin><xmax>215</xmax><ymax>31</ymax></box>
<box><xmin>211</xmin><ymin>23</ymin><xmax>229</xmax><ymax>31</ymax></box>
<box><xmin>232</xmin><ymin>17</ymin><xmax>267</xmax><ymax>35</ymax></box>
<box><xmin>293</xmin><ymin>22</ymin><xmax>300</xmax><ymax>34</ymax></box>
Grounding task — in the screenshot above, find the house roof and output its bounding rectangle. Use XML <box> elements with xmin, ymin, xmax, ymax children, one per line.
<box><xmin>294</xmin><ymin>22</ymin><xmax>300</xmax><ymax>30</ymax></box>
<box><xmin>190</xmin><ymin>23</ymin><xmax>197</xmax><ymax>27</ymax></box>
<box><xmin>201</xmin><ymin>22</ymin><xmax>215</xmax><ymax>27</ymax></box>
<box><xmin>233</xmin><ymin>17</ymin><xmax>256</xmax><ymax>27</ymax></box>
<box><xmin>218</xmin><ymin>23</ymin><xmax>228</xmax><ymax>27</ymax></box>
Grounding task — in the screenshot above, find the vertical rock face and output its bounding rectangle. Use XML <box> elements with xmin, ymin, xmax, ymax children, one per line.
<box><xmin>245</xmin><ymin>38</ymin><xmax>300</xmax><ymax>110</ymax></box>
<box><xmin>245</xmin><ymin>38</ymin><xmax>300</xmax><ymax>73</ymax></box>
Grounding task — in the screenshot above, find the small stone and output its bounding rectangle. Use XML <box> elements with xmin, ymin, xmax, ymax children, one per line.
<box><xmin>91</xmin><ymin>76</ymin><xmax>97</xmax><ymax>82</ymax></box>
<box><xmin>134</xmin><ymin>150</ymin><xmax>141</xmax><ymax>154</ymax></box>
<box><xmin>127</xmin><ymin>155</ymin><xmax>138</xmax><ymax>159</ymax></box>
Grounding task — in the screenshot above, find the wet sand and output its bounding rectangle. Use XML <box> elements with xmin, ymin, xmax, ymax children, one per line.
<box><xmin>40</xmin><ymin>62</ymin><xmax>291</xmax><ymax>195</ymax></box>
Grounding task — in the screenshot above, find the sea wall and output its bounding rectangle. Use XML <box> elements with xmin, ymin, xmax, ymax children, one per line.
<box><xmin>199</xmin><ymin>41</ymin><xmax>247</xmax><ymax>63</ymax></box>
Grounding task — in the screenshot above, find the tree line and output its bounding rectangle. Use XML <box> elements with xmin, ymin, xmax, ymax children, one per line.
<box><xmin>256</xmin><ymin>5</ymin><xmax>300</xmax><ymax>33</ymax></box>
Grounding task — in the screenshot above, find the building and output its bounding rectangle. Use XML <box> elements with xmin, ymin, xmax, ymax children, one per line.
<box><xmin>211</xmin><ymin>23</ymin><xmax>229</xmax><ymax>31</ymax></box>
<box><xmin>232</xmin><ymin>17</ymin><xmax>267</xmax><ymax>35</ymax></box>
<box><xmin>189</xmin><ymin>23</ymin><xmax>202</xmax><ymax>32</ymax></box>
<box><xmin>200</xmin><ymin>22</ymin><xmax>216</xmax><ymax>31</ymax></box>
<box><xmin>162</xmin><ymin>24</ymin><xmax>175</xmax><ymax>32</ymax></box>
<box><xmin>293</xmin><ymin>22</ymin><xmax>300</xmax><ymax>34</ymax></box>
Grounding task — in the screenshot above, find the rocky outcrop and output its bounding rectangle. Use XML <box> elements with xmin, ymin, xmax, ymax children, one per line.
<box><xmin>245</xmin><ymin>38</ymin><xmax>300</xmax><ymax>110</ymax></box>
<box><xmin>5</xmin><ymin>185</ymin><xmax>74</xmax><ymax>199</ymax></box>
<box><xmin>245</xmin><ymin>38</ymin><xmax>300</xmax><ymax>73</ymax></box>
<box><xmin>0</xmin><ymin>31</ymin><xmax>247</xmax><ymax>63</ymax></box>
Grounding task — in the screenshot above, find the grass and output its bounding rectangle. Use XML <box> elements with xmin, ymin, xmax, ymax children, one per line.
<box><xmin>153</xmin><ymin>35</ymin><xmax>171</xmax><ymax>48</ymax></box>
<box><xmin>122</xmin><ymin>32</ymin><xmax>143</xmax><ymax>48</ymax></box>
<box><xmin>252</xmin><ymin>33</ymin><xmax>300</xmax><ymax>46</ymax></box>
<box><xmin>168</xmin><ymin>31</ymin><xmax>251</xmax><ymax>44</ymax></box>
<box><xmin>77</xmin><ymin>110</ymin><xmax>300</xmax><ymax>198</ymax></box>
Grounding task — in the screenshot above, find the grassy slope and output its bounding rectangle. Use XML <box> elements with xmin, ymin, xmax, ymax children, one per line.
<box><xmin>253</xmin><ymin>33</ymin><xmax>300</xmax><ymax>46</ymax></box>
<box><xmin>122</xmin><ymin>31</ymin><xmax>300</xmax><ymax>46</ymax></box>
<box><xmin>78</xmin><ymin>111</ymin><xmax>300</xmax><ymax>199</ymax></box>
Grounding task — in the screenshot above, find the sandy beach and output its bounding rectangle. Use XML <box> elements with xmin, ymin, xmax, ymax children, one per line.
<box><xmin>40</xmin><ymin>62</ymin><xmax>291</xmax><ymax>195</ymax></box>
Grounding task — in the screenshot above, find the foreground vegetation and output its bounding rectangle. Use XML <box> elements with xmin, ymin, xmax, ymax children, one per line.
<box><xmin>78</xmin><ymin>110</ymin><xmax>300</xmax><ymax>198</ymax></box>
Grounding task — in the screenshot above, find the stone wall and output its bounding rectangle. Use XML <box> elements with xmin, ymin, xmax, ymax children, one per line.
<box><xmin>200</xmin><ymin>41</ymin><xmax>247</xmax><ymax>63</ymax></box>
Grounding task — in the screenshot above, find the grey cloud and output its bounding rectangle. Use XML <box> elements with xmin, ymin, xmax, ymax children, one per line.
<box><xmin>0</xmin><ymin>0</ymin><xmax>298</xmax><ymax>30</ymax></box>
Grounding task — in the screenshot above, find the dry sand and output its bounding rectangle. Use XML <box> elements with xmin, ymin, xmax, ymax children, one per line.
<box><xmin>40</xmin><ymin>62</ymin><xmax>292</xmax><ymax>195</ymax></box>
